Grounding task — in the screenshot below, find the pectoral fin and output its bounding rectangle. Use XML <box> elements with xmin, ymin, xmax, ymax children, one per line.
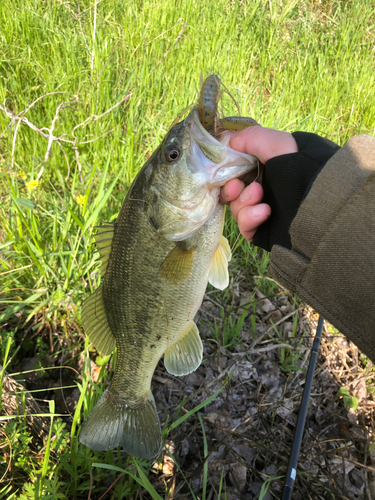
<box><xmin>208</xmin><ymin>235</ymin><xmax>232</xmax><ymax>290</ymax></box>
<box><xmin>81</xmin><ymin>284</ymin><xmax>116</xmax><ymax>356</ymax></box>
<box><xmin>160</xmin><ymin>242</ymin><xmax>195</xmax><ymax>284</ymax></box>
<box><xmin>164</xmin><ymin>321</ymin><xmax>203</xmax><ymax>376</ymax></box>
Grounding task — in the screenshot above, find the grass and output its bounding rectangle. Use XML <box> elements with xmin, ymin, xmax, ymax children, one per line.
<box><xmin>0</xmin><ymin>0</ymin><xmax>374</xmax><ymax>497</ymax></box>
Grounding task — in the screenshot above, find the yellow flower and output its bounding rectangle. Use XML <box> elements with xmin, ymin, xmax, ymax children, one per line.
<box><xmin>19</xmin><ymin>171</ymin><xmax>27</xmax><ymax>180</ymax></box>
<box><xmin>76</xmin><ymin>194</ymin><xmax>86</xmax><ymax>207</ymax></box>
<box><xmin>26</xmin><ymin>180</ymin><xmax>39</xmax><ymax>192</ymax></box>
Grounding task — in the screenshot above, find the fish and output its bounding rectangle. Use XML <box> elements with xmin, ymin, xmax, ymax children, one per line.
<box><xmin>79</xmin><ymin>75</ymin><xmax>258</xmax><ymax>460</ymax></box>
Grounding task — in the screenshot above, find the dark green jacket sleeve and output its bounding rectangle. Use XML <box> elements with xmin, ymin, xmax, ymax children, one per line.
<box><xmin>268</xmin><ymin>135</ymin><xmax>375</xmax><ymax>361</ymax></box>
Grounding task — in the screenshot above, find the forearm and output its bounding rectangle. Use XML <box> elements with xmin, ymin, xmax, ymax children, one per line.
<box><xmin>268</xmin><ymin>135</ymin><xmax>375</xmax><ymax>361</ymax></box>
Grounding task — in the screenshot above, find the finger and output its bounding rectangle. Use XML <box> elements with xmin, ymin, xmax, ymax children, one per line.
<box><xmin>230</xmin><ymin>182</ymin><xmax>264</xmax><ymax>222</ymax></box>
<box><xmin>220</xmin><ymin>178</ymin><xmax>245</xmax><ymax>203</ymax></box>
<box><xmin>237</xmin><ymin>203</ymin><xmax>271</xmax><ymax>241</ymax></box>
<box><xmin>228</xmin><ymin>126</ymin><xmax>298</xmax><ymax>164</ymax></box>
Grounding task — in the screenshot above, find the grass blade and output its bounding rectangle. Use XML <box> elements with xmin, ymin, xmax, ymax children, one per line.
<box><xmin>198</xmin><ymin>413</ymin><xmax>208</xmax><ymax>500</ymax></box>
<box><xmin>168</xmin><ymin>372</ymin><xmax>232</xmax><ymax>432</ymax></box>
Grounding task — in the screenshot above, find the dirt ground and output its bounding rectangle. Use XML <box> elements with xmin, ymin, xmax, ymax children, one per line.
<box><xmin>3</xmin><ymin>280</ymin><xmax>375</xmax><ymax>500</ymax></box>
<box><xmin>149</xmin><ymin>285</ymin><xmax>375</xmax><ymax>499</ymax></box>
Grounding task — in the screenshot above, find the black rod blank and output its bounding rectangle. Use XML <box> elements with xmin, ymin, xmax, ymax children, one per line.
<box><xmin>281</xmin><ymin>315</ymin><xmax>324</xmax><ymax>500</ymax></box>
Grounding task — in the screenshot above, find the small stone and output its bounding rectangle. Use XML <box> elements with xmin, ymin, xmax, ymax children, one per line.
<box><xmin>217</xmin><ymin>355</ymin><xmax>227</xmax><ymax>371</ymax></box>
<box><xmin>256</xmin><ymin>291</ymin><xmax>275</xmax><ymax>314</ymax></box>
<box><xmin>267</xmin><ymin>309</ymin><xmax>283</xmax><ymax>323</ymax></box>
<box><xmin>201</xmin><ymin>300</ymin><xmax>214</xmax><ymax>311</ymax></box>
<box><xmin>232</xmin><ymin>443</ymin><xmax>255</xmax><ymax>463</ymax></box>
<box><xmin>284</xmin><ymin>322</ymin><xmax>293</xmax><ymax>335</ymax></box>
<box><xmin>279</xmin><ymin>304</ymin><xmax>289</xmax><ymax>314</ymax></box>
<box><xmin>180</xmin><ymin>439</ymin><xmax>189</xmax><ymax>457</ymax></box>
<box><xmin>184</xmin><ymin>371</ymin><xmax>204</xmax><ymax>387</ymax></box>
<box><xmin>347</xmin><ymin>408</ymin><xmax>358</xmax><ymax>425</ymax></box>
<box><xmin>229</xmin><ymin>463</ymin><xmax>247</xmax><ymax>491</ymax></box>
<box><xmin>208</xmin><ymin>444</ymin><xmax>226</xmax><ymax>462</ymax></box>
<box><xmin>248</xmin><ymin>482</ymin><xmax>263</xmax><ymax>496</ymax></box>
<box><xmin>205</xmin><ymin>410</ymin><xmax>232</xmax><ymax>428</ymax></box>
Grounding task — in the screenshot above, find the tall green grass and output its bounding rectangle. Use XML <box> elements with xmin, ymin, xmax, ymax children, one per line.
<box><xmin>1</xmin><ymin>0</ymin><xmax>374</xmax><ymax>322</ymax></box>
<box><xmin>0</xmin><ymin>0</ymin><xmax>374</xmax><ymax>497</ymax></box>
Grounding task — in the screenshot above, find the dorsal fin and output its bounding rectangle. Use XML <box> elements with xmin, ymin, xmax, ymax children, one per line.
<box><xmin>81</xmin><ymin>284</ymin><xmax>116</xmax><ymax>355</ymax></box>
<box><xmin>93</xmin><ymin>223</ymin><xmax>115</xmax><ymax>276</ymax></box>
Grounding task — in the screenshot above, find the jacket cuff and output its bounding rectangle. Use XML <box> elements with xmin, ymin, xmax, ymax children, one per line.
<box><xmin>253</xmin><ymin>132</ymin><xmax>340</xmax><ymax>251</ymax></box>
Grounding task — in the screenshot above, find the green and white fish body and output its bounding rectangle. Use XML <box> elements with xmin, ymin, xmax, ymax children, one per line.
<box><xmin>79</xmin><ymin>107</ymin><xmax>257</xmax><ymax>459</ymax></box>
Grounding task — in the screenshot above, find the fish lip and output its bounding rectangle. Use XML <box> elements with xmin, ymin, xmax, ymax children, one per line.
<box><xmin>187</xmin><ymin>107</ymin><xmax>258</xmax><ymax>186</ymax></box>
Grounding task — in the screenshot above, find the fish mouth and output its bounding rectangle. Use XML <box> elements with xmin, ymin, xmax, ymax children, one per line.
<box><xmin>159</xmin><ymin>107</ymin><xmax>258</xmax><ymax>242</ymax></box>
<box><xmin>187</xmin><ymin>107</ymin><xmax>258</xmax><ymax>187</ymax></box>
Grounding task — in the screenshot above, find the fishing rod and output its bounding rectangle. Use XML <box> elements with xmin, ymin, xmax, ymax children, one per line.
<box><xmin>281</xmin><ymin>316</ymin><xmax>324</xmax><ymax>500</ymax></box>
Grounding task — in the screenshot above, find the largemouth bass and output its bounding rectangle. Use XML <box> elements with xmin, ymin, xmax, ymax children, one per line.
<box><xmin>79</xmin><ymin>76</ymin><xmax>258</xmax><ymax>459</ymax></box>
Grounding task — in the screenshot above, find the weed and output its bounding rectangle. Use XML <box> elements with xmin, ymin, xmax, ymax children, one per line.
<box><xmin>337</xmin><ymin>387</ymin><xmax>359</xmax><ymax>411</ymax></box>
<box><xmin>271</xmin><ymin>314</ymin><xmax>307</xmax><ymax>373</ymax></box>
<box><xmin>1</xmin><ymin>0</ymin><xmax>374</xmax><ymax>497</ymax></box>
<box><xmin>258</xmin><ymin>475</ymin><xmax>284</xmax><ymax>499</ymax></box>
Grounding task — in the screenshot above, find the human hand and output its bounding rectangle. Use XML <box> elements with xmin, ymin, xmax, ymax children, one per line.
<box><xmin>220</xmin><ymin>126</ymin><xmax>298</xmax><ymax>241</ymax></box>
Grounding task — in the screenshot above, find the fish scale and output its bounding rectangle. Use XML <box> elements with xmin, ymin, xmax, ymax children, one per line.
<box><xmin>79</xmin><ymin>76</ymin><xmax>258</xmax><ymax>459</ymax></box>
<box><xmin>106</xmin><ymin>198</ymin><xmax>224</xmax><ymax>390</ymax></box>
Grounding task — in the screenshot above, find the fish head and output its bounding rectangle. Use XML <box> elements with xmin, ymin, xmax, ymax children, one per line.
<box><xmin>128</xmin><ymin>107</ymin><xmax>258</xmax><ymax>240</ymax></box>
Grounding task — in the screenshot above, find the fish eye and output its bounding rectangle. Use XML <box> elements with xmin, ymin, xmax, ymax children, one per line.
<box><xmin>166</xmin><ymin>148</ymin><xmax>180</xmax><ymax>162</ymax></box>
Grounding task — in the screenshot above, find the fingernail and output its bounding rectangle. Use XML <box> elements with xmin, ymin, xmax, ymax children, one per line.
<box><xmin>249</xmin><ymin>205</ymin><xmax>265</xmax><ymax>217</ymax></box>
<box><xmin>219</xmin><ymin>132</ymin><xmax>232</xmax><ymax>146</ymax></box>
<box><xmin>220</xmin><ymin>188</ymin><xmax>229</xmax><ymax>201</ymax></box>
<box><xmin>239</xmin><ymin>186</ymin><xmax>252</xmax><ymax>203</ymax></box>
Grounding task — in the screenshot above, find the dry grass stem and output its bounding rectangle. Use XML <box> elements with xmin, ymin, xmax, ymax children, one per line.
<box><xmin>155</xmin><ymin>21</ymin><xmax>188</xmax><ymax>67</ymax></box>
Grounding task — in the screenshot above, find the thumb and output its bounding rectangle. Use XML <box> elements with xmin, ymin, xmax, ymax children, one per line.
<box><xmin>227</xmin><ymin>126</ymin><xmax>298</xmax><ymax>164</ymax></box>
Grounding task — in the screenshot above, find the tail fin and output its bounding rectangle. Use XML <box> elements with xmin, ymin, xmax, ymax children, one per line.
<box><xmin>79</xmin><ymin>388</ymin><xmax>162</xmax><ymax>460</ymax></box>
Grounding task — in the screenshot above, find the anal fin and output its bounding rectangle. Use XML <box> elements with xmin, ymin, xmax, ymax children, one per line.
<box><xmin>81</xmin><ymin>284</ymin><xmax>116</xmax><ymax>356</ymax></box>
<box><xmin>164</xmin><ymin>321</ymin><xmax>203</xmax><ymax>376</ymax></box>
